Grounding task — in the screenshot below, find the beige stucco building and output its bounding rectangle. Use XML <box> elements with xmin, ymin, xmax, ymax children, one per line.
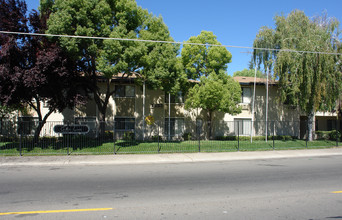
<box><xmin>16</xmin><ymin>76</ymin><xmax>340</xmax><ymax>140</ymax></box>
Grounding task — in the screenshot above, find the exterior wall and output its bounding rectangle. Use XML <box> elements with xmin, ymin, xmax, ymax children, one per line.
<box><xmin>19</xmin><ymin>80</ymin><xmax>336</xmax><ymax>140</ymax></box>
<box><xmin>214</xmin><ymin>85</ymin><xmax>301</xmax><ymax>138</ymax></box>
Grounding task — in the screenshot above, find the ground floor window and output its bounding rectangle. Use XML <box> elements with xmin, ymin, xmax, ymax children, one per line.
<box><xmin>17</xmin><ymin>116</ymin><xmax>39</xmax><ymax>135</ymax></box>
<box><xmin>115</xmin><ymin>117</ymin><xmax>135</xmax><ymax>131</ymax></box>
<box><xmin>164</xmin><ymin>118</ymin><xmax>184</xmax><ymax>137</ymax></box>
<box><xmin>327</xmin><ymin>119</ymin><xmax>337</xmax><ymax>131</ymax></box>
<box><xmin>234</xmin><ymin>118</ymin><xmax>252</xmax><ymax>136</ymax></box>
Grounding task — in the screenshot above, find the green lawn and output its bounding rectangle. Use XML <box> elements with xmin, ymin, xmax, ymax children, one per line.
<box><xmin>0</xmin><ymin>139</ymin><xmax>339</xmax><ymax>156</ymax></box>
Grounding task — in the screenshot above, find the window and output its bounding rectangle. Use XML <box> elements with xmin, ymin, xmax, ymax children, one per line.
<box><xmin>234</xmin><ymin>119</ymin><xmax>252</xmax><ymax>135</ymax></box>
<box><xmin>327</xmin><ymin>119</ymin><xmax>336</xmax><ymax>131</ymax></box>
<box><xmin>241</xmin><ymin>87</ymin><xmax>251</xmax><ymax>104</ymax></box>
<box><xmin>115</xmin><ymin>118</ymin><xmax>135</xmax><ymax>131</ymax></box>
<box><xmin>165</xmin><ymin>118</ymin><xmax>184</xmax><ymax>137</ymax></box>
<box><xmin>165</xmin><ymin>92</ymin><xmax>184</xmax><ymax>103</ymax></box>
<box><xmin>115</xmin><ymin>85</ymin><xmax>135</xmax><ymax>98</ymax></box>
<box><xmin>17</xmin><ymin>116</ymin><xmax>39</xmax><ymax>135</ymax></box>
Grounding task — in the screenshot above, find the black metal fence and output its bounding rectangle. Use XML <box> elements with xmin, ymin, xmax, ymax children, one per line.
<box><xmin>0</xmin><ymin>119</ymin><xmax>341</xmax><ymax>156</ymax></box>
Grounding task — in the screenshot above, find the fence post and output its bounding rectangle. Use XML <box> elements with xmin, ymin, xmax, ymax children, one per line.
<box><xmin>19</xmin><ymin>124</ymin><xmax>22</xmax><ymax>156</ymax></box>
<box><xmin>158</xmin><ymin>122</ymin><xmax>160</xmax><ymax>153</ymax></box>
<box><xmin>198</xmin><ymin>122</ymin><xmax>201</xmax><ymax>152</ymax></box>
<box><xmin>273</xmin><ymin>121</ymin><xmax>275</xmax><ymax>150</ymax></box>
<box><xmin>336</xmin><ymin>119</ymin><xmax>338</xmax><ymax>148</ymax></box>
<box><xmin>67</xmin><ymin>134</ymin><xmax>70</xmax><ymax>155</ymax></box>
<box><xmin>113</xmin><ymin>119</ymin><xmax>116</xmax><ymax>155</ymax></box>
<box><xmin>306</xmin><ymin>122</ymin><xmax>308</xmax><ymax>149</ymax></box>
<box><xmin>237</xmin><ymin>122</ymin><xmax>240</xmax><ymax>151</ymax></box>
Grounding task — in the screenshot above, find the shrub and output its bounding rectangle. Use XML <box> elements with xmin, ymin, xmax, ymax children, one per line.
<box><xmin>316</xmin><ymin>130</ymin><xmax>341</xmax><ymax>141</ymax></box>
<box><xmin>183</xmin><ymin>132</ymin><xmax>192</xmax><ymax>141</ymax></box>
<box><xmin>123</xmin><ymin>131</ymin><xmax>134</xmax><ymax>141</ymax></box>
<box><xmin>215</xmin><ymin>135</ymin><xmax>296</xmax><ymax>141</ymax></box>
<box><xmin>151</xmin><ymin>135</ymin><xmax>162</xmax><ymax>142</ymax></box>
<box><xmin>330</xmin><ymin>130</ymin><xmax>341</xmax><ymax>140</ymax></box>
<box><xmin>104</xmin><ymin>130</ymin><xmax>114</xmax><ymax>139</ymax></box>
<box><xmin>215</xmin><ymin>136</ymin><xmax>236</xmax><ymax>141</ymax></box>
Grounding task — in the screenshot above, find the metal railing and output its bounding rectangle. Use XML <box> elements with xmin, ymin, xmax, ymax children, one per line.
<box><xmin>0</xmin><ymin>119</ymin><xmax>340</xmax><ymax>156</ymax></box>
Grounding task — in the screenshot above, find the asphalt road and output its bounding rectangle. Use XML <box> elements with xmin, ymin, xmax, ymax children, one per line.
<box><xmin>1</xmin><ymin>156</ymin><xmax>342</xmax><ymax>219</ymax></box>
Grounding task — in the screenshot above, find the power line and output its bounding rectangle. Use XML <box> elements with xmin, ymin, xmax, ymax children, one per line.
<box><xmin>1</xmin><ymin>30</ymin><xmax>342</xmax><ymax>56</ymax></box>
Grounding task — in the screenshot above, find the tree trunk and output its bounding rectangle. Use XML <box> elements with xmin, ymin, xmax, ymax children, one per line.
<box><xmin>33</xmin><ymin>109</ymin><xmax>53</xmax><ymax>144</ymax></box>
<box><xmin>98</xmin><ymin>107</ymin><xmax>107</xmax><ymax>137</ymax></box>
<box><xmin>307</xmin><ymin>110</ymin><xmax>315</xmax><ymax>141</ymax></box>
<box><xmin>93</xmin><ymin>79</ymin><xmax>114</xmax><ymax>137</ymax></box>
<box><xmin>207</xmin><ymin>111</ymin><xmax>213</xmax><ymax>140</ymax></box>
<box><xmin>33</xmin><ymin>121</ymin><xmax>44</xmax><ymax>144</ymax></box>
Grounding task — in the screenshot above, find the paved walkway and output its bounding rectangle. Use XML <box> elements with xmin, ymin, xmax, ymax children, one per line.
<box><xmin>1</xmin><ymin>148</ymin><xmax>342</xmax><ymax>166</ymax></box>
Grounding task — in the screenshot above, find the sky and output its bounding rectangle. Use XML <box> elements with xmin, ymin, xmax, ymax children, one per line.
<box><xmin>26</xmin><ymin>0</ymin><xmax>342</xmax><ymax>75</ymax></box>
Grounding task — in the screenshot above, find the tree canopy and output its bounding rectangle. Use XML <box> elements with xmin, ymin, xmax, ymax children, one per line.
<box><xmin>253</xmin><ymin>10</ymin><xmax>341</xmax><ymax>141</ymax></box>
<box><xmin>44</xmin><ymin>0</ymin><xmax>186</xmax><ymax>123</ymax></box>
<box><xmin>181</xmin><ymin>31</ymin><xmax>232</xmax><ymax>80</ymax></box>
<box><xmin>0</xmin><ymin>0</ymin><xmax>88</xmax><ymax>140</ymax></box>
<box><xmin>182</xmin><ymin>31</ymin><xmax>240</xmax><ymax>139</ymax></box>
<box><xmin>185</xmin><ymin>73</ymin><xmax>241</xmax><ymax>139</ymax></box>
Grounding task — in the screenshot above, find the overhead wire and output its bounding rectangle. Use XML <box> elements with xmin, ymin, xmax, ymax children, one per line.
<box><xmin>0</xmin><ymin>30</ymin><xmax>341</xmax><ymax>56</ymax></box>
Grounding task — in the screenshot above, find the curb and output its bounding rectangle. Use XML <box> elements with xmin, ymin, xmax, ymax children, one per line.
<box><xmin>1</xmin><ymin>148</ymin><xmax>342</xmax><ymax>166</ymax></box>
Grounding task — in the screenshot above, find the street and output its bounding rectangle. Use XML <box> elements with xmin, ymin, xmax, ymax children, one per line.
<box><xmin>1</xmin><ymin>155</ymin><xmax>342</xmax><ymax>219</ymax></box>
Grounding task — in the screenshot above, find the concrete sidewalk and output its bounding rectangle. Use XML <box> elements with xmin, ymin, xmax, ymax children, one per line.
<box><xmin>1</xmin><ymin>148</ymin><xmax>342</xmax><ymax>166</ymax></box>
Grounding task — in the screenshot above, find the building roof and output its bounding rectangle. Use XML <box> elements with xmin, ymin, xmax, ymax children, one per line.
<box><xmin>95</xmin><ymin>72</ymin><xmax>277</xmax><ymax>86</ymax></box>
<box><xmin>233</xmin><ymin>76</ymin><xmax>277</xmax><ymax>85</ymax></box>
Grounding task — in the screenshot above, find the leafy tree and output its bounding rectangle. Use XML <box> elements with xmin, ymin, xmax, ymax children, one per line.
<box><xmin>44</xmin><ymin>0</ymin><xmax>186</xmax><ymax>127</ymax></box>
<box><xmin>0</xmin><ymin>0</ymin><xmax>88</xmax><ymax>141</ymax></box>
<box><xmin>233</xmin><ymin>68</ymin><xmax>265</xmax><ymax>78</ymax></box>
<box><xmin>0</xmin><ymin>104</ymin><xmax>16</xmax><ymax>119</ymax></box>
<box><xmin>182</xmin><ymin>31</ymin><xmax>240</xmax><ymax>139</ymax></box>
<box><xmin>185</xmin><ymin>73</ymin><xmax>242</xmax><ymax>139</ymax></box>
<box><xmin>181</xmin><ymin>31</ymin><xmax>232</xmax><ymax>80</ymax></box>
<box><xmin>253</xmin><ymin>10</ymin><xmax>341</xmax><ymax>141</ymax></box>
<box><xmin>253</xmin><ymin>26</ymin><xmax>276</xmax><ymax>76</ymax></box>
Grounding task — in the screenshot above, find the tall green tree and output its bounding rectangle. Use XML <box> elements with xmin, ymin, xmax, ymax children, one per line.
<box><xmin>253</xmin><ymin>26</ymin><xmax>276</xmax><ymax>75</ymax></box>
<box><xmin>181</xmin><ymin>31</ymin><xmax>232</xmax><ymax>80</ymax></box>
<box><xmin>182</xmin><ymin>31</ymin><xmax>240</xmax><ymax>139</ymax></box>
<box><xmin>185</xmin><ymin>73</ymin><xmax>241</xmax><ymax>139</ymax></box>
<box><xmin>44</xmin><ymin>0</ymin><xmax>186</xmax><ymax>126</ymax></box>
<box><xmin>253</xmin><ymin>10</ymin><xmax>341</xmax><ymax>141</ymax></box>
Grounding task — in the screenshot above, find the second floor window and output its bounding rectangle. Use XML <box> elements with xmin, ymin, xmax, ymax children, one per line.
<box><xmin>165</xmin><ymin>91</ymin><xmax>184</xmax><ymax>103</ymax></box>
<box><xmin>241</xmin><ymin>87</ymin><xmax>251</xmax><ymax>104</ymax></box>
<box><xmin>115</xmin><ymin>85</ymin><xmax>135</xmax><ymax>98</ymax></box>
